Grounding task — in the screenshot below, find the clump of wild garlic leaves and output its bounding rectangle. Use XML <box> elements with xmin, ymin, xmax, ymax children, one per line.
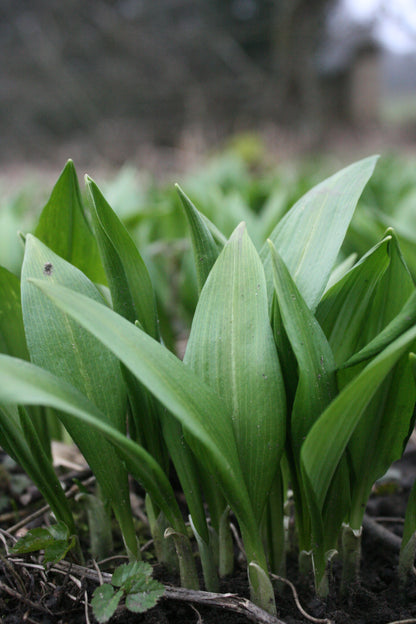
<box><xmin>2</xmin><ymin>155</ymin><xmax>416</xmax><ymax>616</ymax></box>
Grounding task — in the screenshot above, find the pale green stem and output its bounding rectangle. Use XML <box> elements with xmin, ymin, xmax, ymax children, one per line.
<box><xmin>189</xmin><ymin>515</ymin><xmax>219</xmax><ymax>591</ymax></box>
<box><xmin>165</xmin><ymin>528</ymin><xmax>200</xmax><ymax>590</ymax></box>
<box><xmin>145</xmin><ymin>495</ymin><xmax>176</xmax><ymax>569</ymax></box>
<box><xmin>218</xmin><ymin>506</ymin><xmax>234</xmax><ymax>577</ymax></box>
<box><xmin>341</xmin><ymin>523</ymin><xmax>362</xmax><ymax>594</ymax></box>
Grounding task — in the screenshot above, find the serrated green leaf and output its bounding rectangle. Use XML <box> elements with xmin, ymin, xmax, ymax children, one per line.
<box><xmin>43</xmin><ymin>536</ymin><xmax>76</xmax><ymax>565</ymax></box>
<box><xmin>125</xmin><ymin>580</ymin><xmax>165</xmax><ymax>613</ymax></box>
<box><xmin>34</xmin><ymin>160</ymin><xmax>106</xmax><ymax>284</ymax></box>
<box><xmin>261</xmin><ymin>156</ymin><xmax>378</xmax><ymax>310</ymax></box>
<box><xmin>112</xmin><ymin>561</ymin><xmax>152</xmax><ymax>589</ymax></box>
<box><xmin>11</xmin><ymin>527</ymin><xmax>54</xmax><ymax>554</ymax></box>
<box><xmin>185</xmin><ymin>223</ymin><xmax>286</xmax><ymax>521</ymax></box>
<box><xmin>92</xmin><ymin>584</ymin><xmax>123</xmax><ymax>623</ymax></box>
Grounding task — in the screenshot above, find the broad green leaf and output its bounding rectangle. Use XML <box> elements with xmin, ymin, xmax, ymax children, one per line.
<box><xmin>86</xmin><ymin>176</ymin><xmax>159</xmax><ymax>339</ymax></box>
<box><xmin>176</xmin><ymin>184</ymin><xmax>220</xmax><ymax>293</ymax></box>
<box><xmin>21</xmin><ymin>235</ymin><xmax>126</xmax><ymax>430</ymax></box>
<box><xmin>0</xmin><ymin>267</ymin><xmax>28</xmax><ymax>359</ymax></box>
<box><xmin>34</xmin><ymin>160</ymin><xmax>105</xmax><ymax>284</ymax></box>
<box><xmin>316</xmin><ymin>237</ymin><xmax>391</xmax><ymax>367</ymax></box>
<box><xmin>268</xmin><ymin>241</ymin><xmax>348</xmax><ymax>554</ymax></box>
<box><xmin>0</xmin><ymin>356</ymin><xmax>188</xmax><ymax>537</ymax></box>
<box><xmin>301</xmin><ymin>324</ymin><xmax>416</xmax><ymax>516</ymax></box>
<box><xmin>0</xmin><ymin>266</ymin><xmax>54</xmax><ymax>454</ymax></box>
<box><xmin>268</xmin><ymin>241</ymin><xmax>337</xmax><ymax>447</ymax></box>
<box><xmin>185</xmin><ymin>223</ymin><xmax>286</xmax><ymax>521</ymax></box>
<box><xmin>28</xmin><ymin>281</ymin><xmax>271</xmax><ymax>579</ymax></box>
<box><xmin>21</xmin><ymin>235</ymin><xmax>136</xmax><ymax>558</ymax></box>
<box><xmin>92</xmin><ymin>584</ymin><xmax>123</xmax><ymax>623</ymax></box>
<box><xmin>324</xmin><ymin>253</ymin><xmax>357</xmax><ymax>294</ymax></box>
<box><xmin>85</xmin><ymin>176</ymin><xmax>166</xmax><ymax>468</ymax></box>
<box><xmin>261</xmin><ymin>156</ymin><xmax>378</xmax><ymax>311</ymax></box>
<box><xmin>345</xmin><ymin>232</ymin><xmax>416</xmax><ymax>527</ymax></box>
<box><xmin>86</xmin><ymin>179</ymin><xmax>213</xmax><ymax>559</ymax></box>
<box><xmin>344</xmin><ymin>290</ymin><xmax>416</xmax><ymax>368</ymax></box>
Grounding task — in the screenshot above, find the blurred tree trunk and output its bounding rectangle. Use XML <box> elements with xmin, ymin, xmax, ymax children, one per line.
<box><xmin>269</xmin><ymin>0</ymin><xmax>331</xmax><ymax>134</ymax></box>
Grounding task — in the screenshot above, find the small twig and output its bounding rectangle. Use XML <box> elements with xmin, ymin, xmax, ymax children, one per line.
<box><xmin>271</xmin><ymin>574</ymin><xmax>332</xmax><ymax>624</ymax></box>
<box><xmin>190</xmin><ymin>603</ymin><xmax>204</xmax><ymax>623</ymax></box>
<box><xmin>362</xmin><ymin>514</ymin><xmax>401</xmax><ymax>552</ymax></box>
<box><xmin>84</xmin><ymin>589</ymin><xmax>91</xmax><ymax>624</ymax></box>
<box><xmin>96</xmin><ymin>554</ymin><xmax>129</xmax><ymax>566</ymax></box>
<box><xmin>373</xmin><ymin>516</ymin><xmax>404</xmax><ymax>524</ymax></box>
<box><xmin>140</xmin><ymin>538</ymin><xmax>154</xmax><ymax>552</ymax></box>
<box><xmin>385</xmin><ymin>620</ymin><xmax>416</xmax><ymax>624</ymax></box>
<box><xmin>92</xmin><ymin>559</ymin><xmax>103</xmax><ymax>585</ymax></box>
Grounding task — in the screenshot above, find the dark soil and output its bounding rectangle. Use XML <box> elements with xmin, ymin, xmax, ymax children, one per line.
<box><xmin>2</xmin><ymin>451</ymin><xmax>416</xmax><ymax>624</ymax></box>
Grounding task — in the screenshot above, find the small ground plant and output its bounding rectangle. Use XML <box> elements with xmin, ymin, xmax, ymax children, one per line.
<box><xmin>1</xmin><ymin>155</ymin><xmax>416</xmax><ymax>618</ymax></box>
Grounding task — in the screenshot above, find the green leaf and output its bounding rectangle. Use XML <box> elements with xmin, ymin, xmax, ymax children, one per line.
<box><xmin>261</xmin><ymin>156</ymin><xmax>378</xmax><ymax>310</ymax></box>
<box><xmin>344</xmin><ymin>289</ymin><xmax>416</xmax><ymax>368</ymax></box>
<box><xmin>316</xmin><ymin>237</ymin><xmax>391</xmax><ymax>367</ymax></box>
<box><xmin>20</xmin><ymin>235</ymin><xmax>137</xmax><ymax>558</ymax></box>
<box><xmin>21</xmin><ymin>235</ymin><xmax>126</xmax><ymax>429</ymax></box>
<box><xmin>268</xmin><ymin>241</ymin><xmax>348</xmax><ymax>557</ymax></box>
<box><xmin>301</xmin><ymin>324</ymin><xmax>416</xmax><ymax>516</ymax></box>
<box><xmin>185</xmin><ymin>223</ymin><xmax>286</xmax><ymax>522</ymax></box>
<box><xmin>86</xmin><ymin>175</ymin><xmax>159</xmax><ymax>339</ymax></box>
<box><xmin>92</xmin><ymin>584</ymin><xmax>123</xmax><ymax>623</ymax></box>
<box><xmin>0</xmin><ymin>355</ymin><xmax>188</xmax><ymax>538</ymax></box>
<box><xmin>0</xmin><ymin>404</ymin><xmax>75</xmax><ymax>532</ymax></box>
<box><xmin>176</xmin><ymin>184</ymin><xmax>221</xmax><ymax>293</ymax></box>
<box><xmin>86</xmin><ymin>175</ymin><xmax>167</xmax><ymax>468</ymax></box>
<box><xmin>11</xmin><ymin>527</ymin><xmax>56</xmax><ymax>554</ymax></box>
<box><xmin>345</xmin><ymin>233</ymin><xmax>416</xmax><ymax>527</ymax></box>
<box><xmin>112</xmin><ymin>561</ymin><xmax>152</xmax><ymax>589</ymax></box>
<box><xmin>11</xmin><ymin>522</ymin><xmax>75</xmax><ymax>564</ymax></box>
<box><xmin>28</xmin><ymin>280</ymin><xmax>255</xmax><ymax>528</ymax></box>
<box><xmin>27</xmin><ymin>279</ymin><xmax>275</xmax><ymax>608</ymax></box>
<box><xmin>125</xmin><ymin>582</ymin><xmax>165</xmax><ymax>613</ymax></box>
<box><xmin>43</xmin><ymin>536</ymin><xmax>76</xmax><ymax>565</ymax></box>
<box><xmin>0</xmin><ymin>266</ymin><xmax>28</xmax><ymax>359</ymax></box>
<box><xmin>34</xmin><ymin>160</ymin><xmax>105</xmax><ymax>284</ymax></box>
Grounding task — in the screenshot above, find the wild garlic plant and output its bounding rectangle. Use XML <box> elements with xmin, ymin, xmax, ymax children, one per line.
<box><xmin>1</xmin><ymin>156</ymin><xmax>416</xmax><ymax>616</ymax></box>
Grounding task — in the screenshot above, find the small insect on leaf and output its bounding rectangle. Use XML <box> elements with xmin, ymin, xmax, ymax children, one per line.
<box><xmin>43</xmin><ymin>263</ymin><xmax>53</xmax><ymax>276</ymax></box>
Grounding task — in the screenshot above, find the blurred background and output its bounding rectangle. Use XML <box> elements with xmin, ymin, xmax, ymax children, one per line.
<box><xmin>1</xmin><ymin>0</ymin><xmax>416</xmax><ymax>177</ymax></box>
